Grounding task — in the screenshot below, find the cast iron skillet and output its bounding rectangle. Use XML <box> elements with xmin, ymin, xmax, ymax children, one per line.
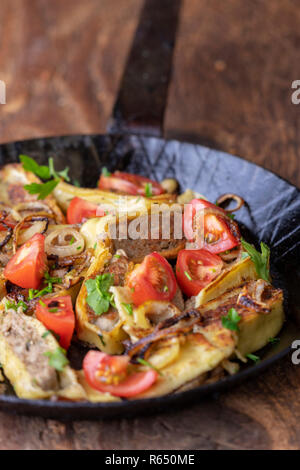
<box><xmin>0</xmin><ymin>132</ymin><xmax>299</xmax><ymax>419</ymax></box>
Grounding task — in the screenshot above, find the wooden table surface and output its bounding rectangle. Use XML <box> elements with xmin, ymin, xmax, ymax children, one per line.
<box><xmin>0</xmin><ymin>0</ymin><xmax>300</xmax><ymax>450</ymax></box>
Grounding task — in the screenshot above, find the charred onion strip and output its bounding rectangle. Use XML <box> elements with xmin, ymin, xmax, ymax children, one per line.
<box><xmin>125</xmin><ymin>309</ymin><xmax>203</xmax><ymax>362</ymax></box>
<box><xmin>216</xmin><ymin>194</ymin><xmax>244</xmax><ymax>213</ymax></box>
<box><xmin>13</xmin><ymin>213</ymin><xmax>52</xmax><ymax>252</ymax></box>
<box><xmin>14</xmin><ymin>201</ymin><xmax>53</xmax><ymax>215</ymax></box>
<box><xmin>0</xmin><ymin>219</ymin><xmax>13</xmax><ymax>249</ymax></box>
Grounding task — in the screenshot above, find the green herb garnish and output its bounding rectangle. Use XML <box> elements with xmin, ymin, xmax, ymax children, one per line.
<box><xmin>5</xmin><ymin>300</ymin><xmax>28</xmax><ymax>313</ymax></box>
<box><xmin>122</xmin><ymin>302</ymin><xmax>133</xmax><ymax>316</ymax></box>
<box><xmin>102</xmin><ymin>167</ymin><xmax>111</xmax><ymax>177</ymax></box>
<box><xmin>73</xmin><ymin>179</ymin><xmax>81</xmax><ymax>187</ymax></box>
<box><xmin>184</xmin><ymin>271</ymin><xmax>192</xmax><ymax>281</ymax></box>
<box><xmin>27</xmin><ymin>273</ymin><xmax>62</xmax><ymax>300</ymax></box>
<box><xmin>137</xmin><ymin>358</ymin><xmax>163</xmax><ymax>376</ymax></box>
<box><xmin>24</xmin><ymin>179</ymin><xmax>60</xmax><ymax>200</ymax></box>
<box><xmin>145</xmin><ymin>182</ymin><xmax>153</xmax><ymax>198</ymax></box>
<box><xmin>98</xmin><ymin>334</ymin><xmax>106</xmax><ymax>347</ymax></box>
<box><xmin>246</xmin><ymin>353</ymin><xmax>260</xmax><ymax>363</ymax></box>
<box><xmin>241</xmin><ymin>239</ymin><xmax>270</xmax><ymax>281</ymax></box>
<box><xmin>69</xmin><ymin>236</ymin><xmax>75</xmax><ymax>245</ymax></box>
<box><xmin>268</xmin><ymin>337</ymin><xmax>280</xmax><ymax>345</ymax></box>
<box><xmin>21</xmin><ymin>155</ymin><xmax>70</xmax><ymax>199</ymax></box>
<box><xmin>163</xmin><ymin>285</ymin><xmax>169</xmax><ymax>292</ymax></box>
<box><xmin>85</xmin><ymin>273</ymin><xmax>115</xmax><ymax>316</ymax></box>
<box><xmin>44</xmin><ymin>347</ymin><xmax>69</xmax><ymax>371</ymax></box>
<box><xmin>42</xmin><ymin>330</ymin><xmax>51</xmax><ymax>339</ymax></box>
<box><xmin>221</xmin><ymin>307</ymin><xmax>241</xmax><ymax>331</ymax></box>
<box><xmin>241</xmin><ymin>252</ymin><xmax>250</xmax><ymax>260</ymax></box>
<box><xmin>20</xmin><ymin>155</ymin><xmax>52</xmax><ymax>180</ymax></box>
<box><xmin>44</xmin><ymin>272</ymin><xmax>62</xmax><ymax>285</ymax></box>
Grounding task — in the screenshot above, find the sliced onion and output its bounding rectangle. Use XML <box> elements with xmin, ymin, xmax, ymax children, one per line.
<box><xmin>215</xmin><ymin>193</ymin><xmax>244</xmax><ymax>213</ymax></box>
<box><xmin>14</xmin><ymin>201</ymin><xmax>53</xmax><ymax>215</ymax></box>
<box><xmin>13</xmin><ymin>213</ymin><xmax>51</xmax><ymax>252</ymax></box>
<box><xmin>45</xmin><ymin>227</ymin><xmax>85</xmax><ymax>257</ymax></box>
<box><xmin>18</xmin><ymin>221</ymin><xmax>47</xmax><ymax>245</ymax></box>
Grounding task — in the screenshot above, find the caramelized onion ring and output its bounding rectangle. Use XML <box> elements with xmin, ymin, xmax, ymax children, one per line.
<box><xmin>45</xmin><ymin>227</ymin><xmax>85</xmax><ymax>257</ymax></box>
<box><xmin>215</xmin><ymin>194</ymin><xmax>244</xmax><ymax>213</ymax></box>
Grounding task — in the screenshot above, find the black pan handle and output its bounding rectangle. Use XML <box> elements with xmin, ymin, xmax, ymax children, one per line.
<box><xmin>107</xmin><ymin>0</ymin><xmax>182</xmax><ymax>137</ymax></box>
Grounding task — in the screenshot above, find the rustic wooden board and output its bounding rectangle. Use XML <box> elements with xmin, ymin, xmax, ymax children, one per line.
<box><xmin>165</xmin><ymin>0</ymin><xmax>300</xmax><ymax>188</ymax></box>
<box><xmin>0</xmin><ymin>0</ymin><xmax>142</xmax><ymax>142</ymax></box>
<box><xmin>0</xmin><ymin>0</ymin><xmax>299</xmax><ymax>450</ymax></box>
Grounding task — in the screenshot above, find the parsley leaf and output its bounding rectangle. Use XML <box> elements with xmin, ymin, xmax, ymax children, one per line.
<box><xmin>122</xmin><ymin>302</ymin><xmax>133</xmax><ymax>316</ymax></box>
<box><xmin>184</xmin><ymin>270</ymin><xmax>192</xmax><ymax>281</ymax></box>
<box><xmin>221</xmin><ymin>307</ymin><xmax>241</xmax><ymax>331</ymax></box>
<box><xmin>85</xmin><ymin>273</ymin><xmax>115</xmax><ymax>316</ymax></box>
<box><xmin>21</xmin><ymin>155</ymin><xmax>70</xmax><ymax>199</ymax></box>
<box><xmin>268</xmin><ymin>337</ymin><xmax>280</xmax><ymax>345</ymax></box>
<box><xmin>145</xmin><ymin>182</ymin><xmax>153</xmax><ymax>197</ymax></box>
<box><xmin>241</xmin><ymin>238</ymin><xmax>270</xmax><ymax>281</ymax></box>
<box><xmin>5</xmin><ymin>300</ymin><xmax>28</xmax><ymax>313</ymax></box>
<box><xmin>20</xmin><ymin>155</ymin><xmax>51</xmax><ymax>180</ymax></box>
<box><xmin>137</xmin><ymin>358</ymin><xmax>163</xmax><ymax>376</ymax></box>
<box><xmin>246</xmin><ymin>353</ymin><xmax>260</xmax><ymax>363</ymax></box>
<box><xmin>44</xmin><ymin>347</ymin><xmax>69</xmax><ymax>371</ymax></box>
<box><xmin>102</xmin><ymin>167</ymin><xmax>111</xmax><ymax>177</ymax></box>
<box><xmin>24</xmin><ymin>179</ymin><xmax>59</xmax><ymax>200</ymax></box>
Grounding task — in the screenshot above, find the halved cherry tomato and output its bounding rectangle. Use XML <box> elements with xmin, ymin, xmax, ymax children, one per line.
<box><xmin>183</xmin><ymin>198</ymin><xmax>239</xmax><ymax>253</ymax></box>
<box><xmin>176</xmin><ymin>249</ymin><xmax>223</xmax><ymax>297</ymax></box>
<box><xmin>4</xmin><ymin>233</ymin><xmax>46</xmax><ymax>289</ymax></box>
<box><xmin>98</xmin><ymin>171</ymin><xmax>165</xmax><ymax>196</ymax></box>
<box><xmin>183</xmin><ymin>198</ymin><xmax>226</xmax><ymax>241</ymax></box>
<box><xmin>83</xmin><ymin>351</ymin><xmax>157</xmax><ymax>397</ymax></box>
<box><xmin>36</xmin><ymin>295</ymin><xmax>75</xmax><ymax>349</ymax></box>
<box><xmin>126</xmin><ymin>252</ymin><xmax>177</xmax><ymax>306</ymax></box>
<box><xmin>67</xmin><ymin>197</ymin><xmax>105</xmax><ymax>224</ymax></box>
<box><xmin>201</xmin><ymin>214</ymin><xmax>239</xmax><ymax>254</ymax></box>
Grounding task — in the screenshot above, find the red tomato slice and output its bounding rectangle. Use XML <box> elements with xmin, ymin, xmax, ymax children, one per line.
<box><xmin>201</xmin><ymin>214</ymin><xmax>239</xmax><ymax>254</ymax></box>
<box><xmin>98</xmin><ymin>171</ymin><xmax>165</xmax><ymax>196</ymax></box>
<box><xmin>176</xmin><ymin>249</ymin><xmax>223</xmax><ymax>297</ymax></box>
<box><xmin>183</xmin><ymin>198</ymin><xmax>226</xmax><ymax>241</ymax></box>
<box><xmin>83</xmin><ymin>351</ymin><xmax>157</xmax><ymax>397</ymax></box>
<box><xmin>35</xmin><ymin>295</ymin><xmax>75</xmax><ymax>350</ymax></box>
<box><xmin>183</xmin><ymin>198</ymin><xmax>239</xmax><ymax>253</ymax></box>
<box><xmin>67</xmin><ymin>197</ymin><xmax>105</xmax><ymax>224</ymax></box>
<box><xmin>126</xmin><ymin>252</ymin><xmax>177</xmax><ymax>306</ymax></box>
<box><xmin>4</xmin><ymin>233</ymin><xmax>46</xmax><ymax>289</ymax></box>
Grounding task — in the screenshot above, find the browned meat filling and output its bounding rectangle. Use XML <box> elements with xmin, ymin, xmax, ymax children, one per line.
<box><xmin>0</xmin><ymin>310</ymin><xmax>59</xmax><ymax>391</ymax></box>
<box><xmin>110</xmin><ymin>212</ymin><xmax>185</xmax><ymax>263</ymax></box>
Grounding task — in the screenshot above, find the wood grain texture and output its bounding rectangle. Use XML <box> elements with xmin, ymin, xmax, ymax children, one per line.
<box><xmin>165</xmin><ymin>0</ymin><xmax>300</xmax><ymax>188</ymax></box>
<box><xmin>0</xmin><ymin>0</ymin><xmax>142</xmax><ymax>142</ymax></box>
<box><xmin>0</xmin><ymin>0</ymin><xmax>299</xmax><ymax>451</ymax></box>
<box><xmin>0</xmin><ymin>356</ymin><xmax>299</xmax><ymax>450</ymax></box>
